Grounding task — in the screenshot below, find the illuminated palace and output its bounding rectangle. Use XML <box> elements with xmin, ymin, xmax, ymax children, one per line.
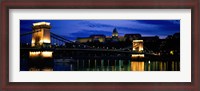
<box><xmin>76</xmin><ymin>28</ymin><xmax>160</xmax><ymax>58</ymax></box>
<box><xmin>76</xmin><ymin>28</ymin><xmax>147</xmax><ymax>43</ymax></box>
<box><xmin>76</xmin><ymin>28</ymin><xmax>158</xmax><ymax>46</ymax></box>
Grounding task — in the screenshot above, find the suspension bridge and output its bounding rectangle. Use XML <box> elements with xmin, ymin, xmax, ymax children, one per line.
<box><xmin>20</xmin><ymin>22</ymin><xmax>158</xmax><ymax>60</ymax></box>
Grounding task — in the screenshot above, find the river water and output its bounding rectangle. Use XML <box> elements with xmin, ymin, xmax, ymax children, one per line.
<box><xmin>20</xmin><ymin>58</ymin><xmax>180</xmax><ymax>71</ymax></box>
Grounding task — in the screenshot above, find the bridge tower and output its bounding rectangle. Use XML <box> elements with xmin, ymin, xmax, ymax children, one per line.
<box><xmin>31</xmin><ymin>22</ymin><xmax>51</xmax><ymax>48</ymax></box>
<box><xmin>30</xmin><ymin>22</ymin><xmax>52</xmax><ymax>59</ymax></box>
<box><xmin>132</xmin><ymin>40</ymin><xmax>143</xmax><ymax>52</ymax></box>
<box><xmin>132</xmin><ymin>40</ymin><xmax>144</xmax><ymax>58</ymax></box>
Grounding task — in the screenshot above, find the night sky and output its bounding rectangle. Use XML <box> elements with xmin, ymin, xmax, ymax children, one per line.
<box><xmin>20</xmin><ymin>20</ymin><xmax>180</xmax><ymax>43</ymax></box>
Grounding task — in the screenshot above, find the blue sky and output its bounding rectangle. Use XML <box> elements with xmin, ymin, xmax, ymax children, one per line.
<box><xmin>20</xmin><ymin>20</ymin><xmax>180</xmax><ymax>43</ymax></box>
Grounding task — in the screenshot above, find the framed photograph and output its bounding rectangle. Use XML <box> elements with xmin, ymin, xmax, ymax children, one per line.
<box><xmin>1</xmin><ymin>0</ymin><xmax>199</xmax><ymax>91</ymax></box>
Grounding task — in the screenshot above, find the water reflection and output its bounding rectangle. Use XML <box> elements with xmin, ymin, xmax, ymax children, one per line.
<box><xmin>21</xmin><ymin>58</ymin><xmax>180</xmax><ymax>71</ymax></box>
<box><xmin>131</xmin><ymin>61</ymin><xmax>144</xmax><ymax>71</ymax></box>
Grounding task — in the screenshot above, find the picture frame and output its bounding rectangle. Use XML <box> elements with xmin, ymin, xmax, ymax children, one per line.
<box><xmin>0</xmin><ymin>0</ymin><xmax>199</xmax><ymax>91</ymax></box>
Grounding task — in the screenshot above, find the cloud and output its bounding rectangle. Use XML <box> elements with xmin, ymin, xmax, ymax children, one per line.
<box><xmin>79</xmin><ymin>21</ymin><xmax>114</xmax><ymax>28</ymax></box>
<box><xmin>70</xmin><ymin>29</ymin><xmax>112</xmax><ymax>38</ymax></box>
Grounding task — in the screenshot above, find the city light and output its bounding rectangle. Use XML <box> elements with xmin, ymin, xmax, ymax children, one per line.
<box><xmin>170</xmin><ymin>50</ymin><xmax>174</xmax><ymax>55</ymax></box>
<box><xmin>43</xmin><ymin>39</ymin><xmax>51</xmax><ymax>43</ymax></box>
<box><xmin>29</xmin><ymin>51</ymin><xmax>52</xmax><ymax>58</ymax></box>
<box><xmin>29</xmin><ymin>51</ymin><xmax>41</xmax><ymax>57</ymax></box>
<box><xmin>131</xmin><ymin>54</ymin><xmax>145</xmax><ymax>58</ymax></box>
<box><xmin>132</xmin><ymin>40</ymin><xmax>143</xmax><ymax>42</ymax></box>
<box><xmin>42</xmin><ymin>51</ymin><xmax>53</xmax><ymax>58</ymax></box>
<box><xmin>33</xmin><ymin>22</ymin><xmax>50</xmax><ymax>26</ymax></box>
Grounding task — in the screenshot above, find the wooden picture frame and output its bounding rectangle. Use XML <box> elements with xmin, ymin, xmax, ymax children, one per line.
<box><xmin>0</xmin><ymin>0</ymin><xmax>199</xmax><ymax>91</ymax></box>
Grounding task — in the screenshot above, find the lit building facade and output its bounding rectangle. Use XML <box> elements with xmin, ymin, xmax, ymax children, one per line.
<box><xmin>76</xmin><ymin>37</ymin><xmax>92</xmax><ymax>43</ymax></box>
<box><xmin>111</xmin><ymin>28</ymin><xmax>119</xmax><ymax>42</ymax></box>
<box><xmin>76</xmin><ymin>35</ymin><xmax>106</xmax><ymax>43</ymax></box>
<box><xmin>75</xmin><ymin>28</ymin><xmax>144</xmax><ymax>43</ymax></box>
<box><xmin>90</xmin><ymin>34</ymin><xmax>106</xmax><ymax>42</ymax></box>
<box><xmin>112</xmin><ymin>28</ymin><xmax>118</xmax><ymax>37</ymax></box>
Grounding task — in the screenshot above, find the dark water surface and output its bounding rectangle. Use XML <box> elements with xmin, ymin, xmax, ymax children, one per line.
<box><xmin>20</xmin><ymin>58</ymin><xmax>180</xmax><ymax>71</ymax></box>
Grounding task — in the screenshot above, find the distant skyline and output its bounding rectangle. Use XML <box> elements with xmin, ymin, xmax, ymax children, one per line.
<box><xmin>20</xmin><ymin>20</ymin><xmax>180</xmax><ymax>43</ymax></box>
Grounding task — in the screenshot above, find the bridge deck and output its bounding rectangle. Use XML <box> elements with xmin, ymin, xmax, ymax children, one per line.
<box><xmin>20</xmin><ymin>48</ymin><xmax>145</xmax><ymax>54</ymax></box>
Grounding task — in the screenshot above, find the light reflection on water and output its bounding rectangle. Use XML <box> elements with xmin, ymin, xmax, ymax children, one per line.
<box><xmin>22</xmin><ymin>59</ymin><xmax>180</xmax><ymax>71</ymax></box>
